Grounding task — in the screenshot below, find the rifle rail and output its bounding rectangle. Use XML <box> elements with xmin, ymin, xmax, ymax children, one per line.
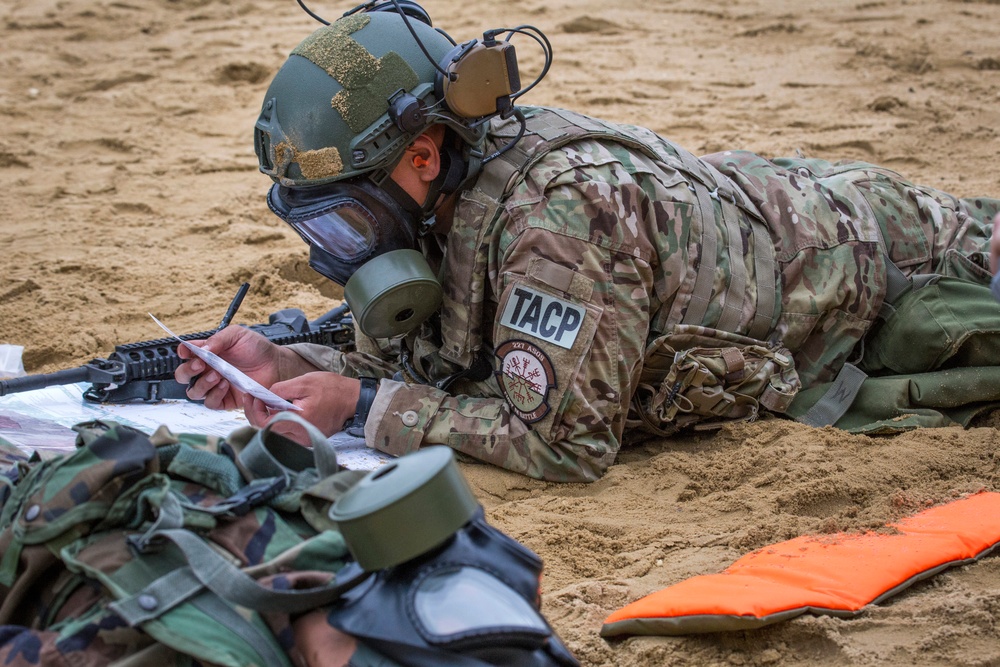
<box><xmin>0</xmin><ymin>307</ymin><xmax>354</xmax><ymax>403</ymax></box>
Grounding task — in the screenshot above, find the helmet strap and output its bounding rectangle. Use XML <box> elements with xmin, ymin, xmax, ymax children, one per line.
<box><xmin>426</xmin><ymin>144</ymin><xmax>466</xmax><ymax>202</ymax></box>
<box><xmin>374</xmin><ymin>172</ymin><xmax>424</xmax><ymax>223</ymax></box>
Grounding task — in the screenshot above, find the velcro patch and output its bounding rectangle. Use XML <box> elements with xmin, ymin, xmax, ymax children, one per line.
<box><xmin>498</xmin><ymin>285</ymin><xmax>585</xmax><ymax>349</ymax></box>
<box><xmin>495</xmin><ymin>340</ymin><xmax>556</xmax><ymax>423</ymax></box>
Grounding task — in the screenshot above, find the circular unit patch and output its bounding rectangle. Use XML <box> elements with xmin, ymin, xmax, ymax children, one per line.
<box><xmin>495</xmin><ymin>340</ymin><xmax>556</xmax><ymax>423</ymax></box>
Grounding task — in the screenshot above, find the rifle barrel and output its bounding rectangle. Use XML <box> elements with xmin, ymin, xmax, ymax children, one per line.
<box><xmin>0</xmin><ymin>366</ymin><xmax>91</xmax><ymax>397</ymax></box>
<box><xmin>312</xmin><ymin>303</ymin><xmax>351</xmax><ymax>326</ymax></box>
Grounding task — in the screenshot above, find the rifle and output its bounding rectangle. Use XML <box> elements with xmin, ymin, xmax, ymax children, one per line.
<box><xmin>0</xmin><ymin>285</ymin><xmax>355</xmax><ymax>404</ymax></box>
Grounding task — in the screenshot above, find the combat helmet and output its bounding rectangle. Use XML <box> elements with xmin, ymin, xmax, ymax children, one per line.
<box><xmin>254</xmin><ymin>8</ymin><xmax>489</xmax><ymax>189</ymax></box>
<box><xmin>254</xmin><ymin>2</ymin><xmax>545</xmax><ymax>339</ymax></box>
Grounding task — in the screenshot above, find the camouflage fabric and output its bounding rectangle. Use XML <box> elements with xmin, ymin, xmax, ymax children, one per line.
<box><xmin>291</xmin><ymin>106</ymin><xmax>999</xmax><ymax>482</ymax></box>
<box><xmin>0</xmin><ymin>420</ymin><xmax>353</xmax><ymax>666</ymax></box>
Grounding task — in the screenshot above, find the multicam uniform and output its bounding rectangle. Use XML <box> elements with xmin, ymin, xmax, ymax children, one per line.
<box><xmin>292</xmin><ymin>107</ymin><xmax>999</xmax><ymax>483</ymax></box>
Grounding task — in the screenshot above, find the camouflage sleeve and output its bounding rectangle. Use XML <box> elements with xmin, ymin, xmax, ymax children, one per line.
<box><xmin>366</xmin><ymin>159</ymin><xmax>679</xmax><ymax>482</ymax></box>
<box><xmin>365</xmin><ymin>226</ymin><xmax>644</xmax><ymax>482</ymax></box>
<box><xmin>286</xmin><ymin>342</ymin><xmax>401</xmax><ymax>379</ymax></box>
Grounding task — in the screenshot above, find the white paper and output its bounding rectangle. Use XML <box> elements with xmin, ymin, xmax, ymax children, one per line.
<box><xmin>149</xmin><ymin>313</ymin><xmax>300</xmax><ymax>412</ymax></box>
<box><xmin>0</xmin><ymin>382</ymin><xmax>392</xmax><ymax>471</ymax></box>
<box><xmin>0</xmin><ymin>344</ymin><xmax>26</xmax><ymax>379</ymax></box>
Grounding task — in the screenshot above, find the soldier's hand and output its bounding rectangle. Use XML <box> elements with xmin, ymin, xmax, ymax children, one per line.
<box><xmin>175</xmin><ymin>325</ymin><xmax>284</xmax><ymax>410</ymax></box>
<box><xmin>243</xmin><ymin>372</ymin><xmax>362</xmax><ymax>438</ymax></box>
<box><xmin>291</xmin><ymin>609</ymin><xmax>358</xmax><ymax>667</ymax></box>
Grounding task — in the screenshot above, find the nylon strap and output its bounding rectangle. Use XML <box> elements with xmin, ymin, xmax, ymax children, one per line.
<box><xmin>472</xmin><ymin>148</ymin><xmax>521</xmax><ymax>204</ymax></box>
<box><xmin>237</xmin><ymin>412</ymin><xmax>338</xmax><ymax>480</ymax></box>
<box><xmin>189</xmin><ymin>593</ymin><xmax>289</xmax><ymax>667</ymax></box>
<box><xmin>133</xmin><ymin>528</ymin><xmax>360</xmax><ymax>614</ymax></box>
<box><xmin>796</xmin><ymin>362</ymin><xmax>868</xmax><ymax>427</ymax></box>
<box><xmin>671</xmin><ymin>148</ymin><xmax>749</xmax><ymax>330</ymax></box>
<box><xmin>682</xmin><ymin>181</ymin><xmax>720</xmax><ymax>327</ymax></box>
<box><xmin>881</xmin><ymin>263</ymin><xmax>940</xmax><ymax>319</ymax></box>
<box><xmin>715</xmin><ymin>192</ymin><xmax>748</xmax><ymax>332</ymax></box>
<box><xmin>126</xmin><ymin>491</ymin><xmax>185</xmax><ymax>553</ymax></box>
<box><xmin>109</xmin><ymin>565</ymin><xmax>204</xmax><ymax>625</ymax></box>
<box><xmin>701</xmin><ymin>159</ymin><xmax>779</xmax><ymax>339</ymax></box>
<box><xmin>879</xmin><ymin>260</ymin><xmax>911</xmax><ymax>319</ymax></box>
<box><xmin>747</xmin><ymin>216</ymin><xmax>778</xmax><ymax>341</ymax></box>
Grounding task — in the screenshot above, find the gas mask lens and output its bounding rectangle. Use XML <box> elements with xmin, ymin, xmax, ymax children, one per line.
<box><xmin>268</xmin><ymin>184</ymin><xmax>379</xmax><ymax>262</ymax></box>
<box><xmin>413</xmin><ymin>567</ymin><xmax>548</xmax><ymax>643</ymax></box>
<box><xmin>412</xmin><ymin>565</ymin><xmax>550</xmax><ymax>648</ymax></box>
<box><xmin>288</xmin><ymin>202</ymin><xmax>377</xmax><ymax>261</ymax></box>
<box><xmin>266</xmin><ymin>178</ymin><xmax>442</xmax><ymax>336</ymax></box>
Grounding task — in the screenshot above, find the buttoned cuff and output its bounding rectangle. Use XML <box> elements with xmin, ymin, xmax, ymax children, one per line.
<box><xmin>364</xmin><ymin>379</ymin><xmax>446</xmax><ymax>457</ymax></box>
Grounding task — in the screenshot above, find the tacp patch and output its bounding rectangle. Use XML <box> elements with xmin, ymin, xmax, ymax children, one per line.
<box><xmin>498</xmin><ymin>285</ymin><xmax>585</xmax><ymax>349</ymax></box>
<box><xmin>495</xmin><ymin>340</ymin><xmax>557</xmax><ymax>423</ymax></box>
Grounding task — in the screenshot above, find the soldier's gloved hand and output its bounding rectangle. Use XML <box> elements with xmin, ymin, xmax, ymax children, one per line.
<box><xmin>244</xmin><ymin>371</ymin><xmax>361</xmax><ymax>439</ymax></box>
<box><xmin>175</xmin><ymin>325</ymin><xmax>317</xmax><ymax>411</ymax></box>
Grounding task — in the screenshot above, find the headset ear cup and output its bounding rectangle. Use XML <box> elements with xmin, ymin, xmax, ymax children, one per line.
<box><xmin>434</xmin><ymin>42</ymin><xmax>468</xmax><ymax>113</ymax></box>
<box><xmin>437</xmin><ymin>41</ymin><xmax>520</xmax><ymax>119</ymax></box>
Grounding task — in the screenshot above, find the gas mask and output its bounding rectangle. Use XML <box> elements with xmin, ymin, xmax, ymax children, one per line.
<box><xmin>326</xmin><ymin>446</ymin><xmax>579</xmax><ymax>667</ymax></box>
<box><xmin>267</xmin><ymin>178</ymin><xmax>442</xmax><ymax>339</ymax></box>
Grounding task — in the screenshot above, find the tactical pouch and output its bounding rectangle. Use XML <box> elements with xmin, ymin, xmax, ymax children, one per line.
<box><xmin>632</xmin><ymin>325</ymin><xmax>801</xmax><ymax>435</ymax></box>
<box><xmin>862</xmin><ymin>276</ymin><xmax>1000</xmax><ymax>374</ymax></box>
<box><xmin>788</xmin><ymin>276</ymin><xmax>1000</xmax><ymax>432</ymax></box>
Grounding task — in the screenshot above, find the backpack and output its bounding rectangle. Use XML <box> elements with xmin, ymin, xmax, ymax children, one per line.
<box><xmin>788</xmin><ymin>275</ymin><xmax>1000</xmax><ymax>431</ymax></box>
<box><xmin>0</xmin><ymin>415</ymin><xmax>578</xmax><ymax>667</ymax></box>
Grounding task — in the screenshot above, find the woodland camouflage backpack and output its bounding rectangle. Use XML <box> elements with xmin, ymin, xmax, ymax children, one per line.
<box><xmin>0</xmin><ymin>415</ymin><xmax>577</xmax><ymax>667</ymax></box>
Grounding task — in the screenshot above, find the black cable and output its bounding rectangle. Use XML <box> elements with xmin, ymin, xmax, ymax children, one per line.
<box><xmin>388</xmin><ymin>0</ymin><xmax>456</xmax><ymax>80</ymax></box>
<box><xmin>481</xmin><ymin>107</ymin><xmax>527</xmax><ymax>165</ymax></box>
<box><xmin>296</xmin><ymin>0</ymin><xmax>329</xmax><ymax>25</ymax></box>
<box><xmin>435</xmin><ymin>26</ymin><xmax>457</xmax><ymax>46</ymax></box>
<box><xmin>501</xmin><ymin>26</ymin><xmax>553</xmax><ymax>100</ymax></box>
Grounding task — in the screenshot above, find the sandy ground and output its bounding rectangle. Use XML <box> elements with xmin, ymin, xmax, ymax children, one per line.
<box><xmin>2</xmin><ymin>0</ymin><xmax>1000</xmax><ymax>664</ymax></box>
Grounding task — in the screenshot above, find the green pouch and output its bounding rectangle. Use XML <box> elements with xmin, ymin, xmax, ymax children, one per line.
<box><xmin>789</xmin><ymin>276</ymin><xmax>1000</xmax><ymax>431</ymax></box>
<box><xmin>862</xmin><ymin>276</ymin><xmax>1000</xmax><ymax>374</ymax></box>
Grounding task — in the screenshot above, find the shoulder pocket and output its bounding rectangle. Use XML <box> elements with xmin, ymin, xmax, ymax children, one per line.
<box><xmin>494</xmin><ymin>270</ymin><xmax>603</xmax><ymax>424</ymax></box>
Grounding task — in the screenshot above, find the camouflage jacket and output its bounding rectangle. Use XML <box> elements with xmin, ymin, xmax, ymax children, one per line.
<box><xmin>0</xmin><ymin>420</ymin><xmax>357</xmax><ymax>667</ymax></box>
<box><xmin>292</xmin><ymin>107</ymin><xmax>999</xmax><ymax>482</ymax></box>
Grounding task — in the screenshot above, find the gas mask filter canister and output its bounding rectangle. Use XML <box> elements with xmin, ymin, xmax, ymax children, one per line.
<box><xmin>268</xmin><ymin>180</ymin><xmax>443</xmax><ymax>338</ymax></box>
<box><xmin>343</xmin><ymin>248</ymin><xmax>442</xmax><ymax>339</ymax></box>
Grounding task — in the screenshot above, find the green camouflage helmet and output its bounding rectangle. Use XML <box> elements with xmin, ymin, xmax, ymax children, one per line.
<box><xmin>255</xmin><ymin>11</ymin><xmax>486</xmax><ymax>187</ymax></box>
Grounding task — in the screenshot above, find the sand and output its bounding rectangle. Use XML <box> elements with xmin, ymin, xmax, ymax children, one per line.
<box><xmin>2</xmin><ymin>0</ymin><xmax>1000</xmax><ymax>664</ymax></box>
